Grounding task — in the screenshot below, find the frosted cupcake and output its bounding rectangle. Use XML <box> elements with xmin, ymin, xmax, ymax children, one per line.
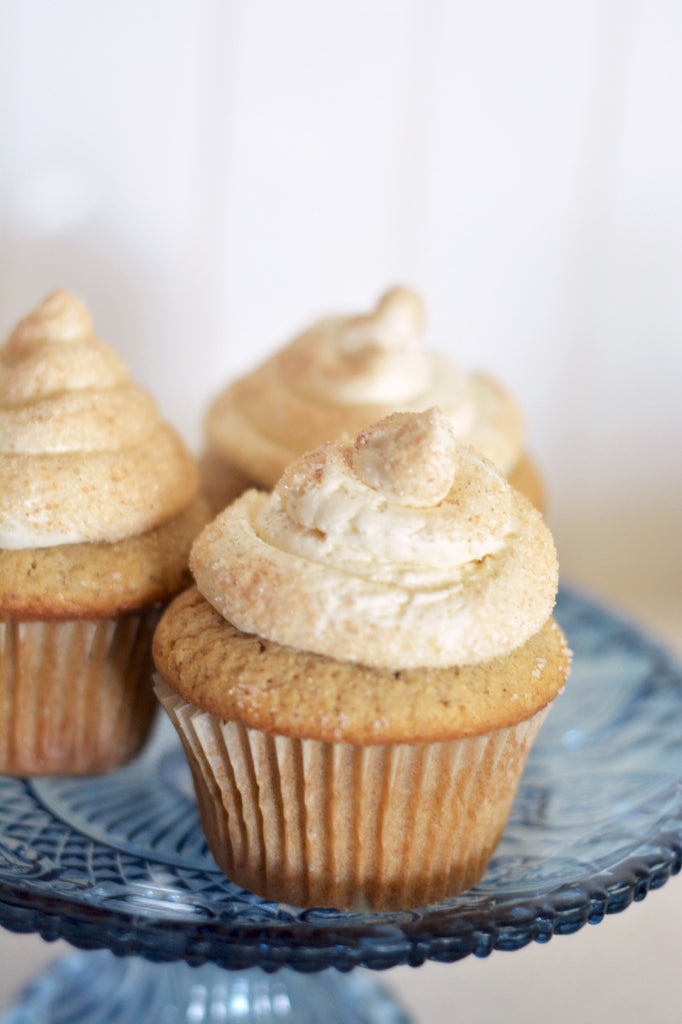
<box><xmin>0</xmin><ymin>291</ymin><xmax>209</xmax><ymax>775</ymax></box>
<box><xmin>201</xmin><ymin>286</ymin><xmax>544</xmax><ymax>511</ymax></box>
<box><xmin>154</xmin><ymin>407</ymin><xmax>569</xmax><ymax>911</ymax></box>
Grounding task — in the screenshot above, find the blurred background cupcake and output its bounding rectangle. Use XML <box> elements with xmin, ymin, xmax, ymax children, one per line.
<box><xmin>0</xmin><ymin>290</ymin><xmax>209</xmax><ymax>775</ymax></box>
<box><xmin>201</xmin><ymin>286</ymin><xmax>545</xmax><ymax>511</ymax></box>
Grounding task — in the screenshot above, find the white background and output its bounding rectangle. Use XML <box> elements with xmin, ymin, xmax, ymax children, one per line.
<box><xmin>1</xmin><ymin>2</ymin><xmax>681</xmax><ymax>1020</ymax></box>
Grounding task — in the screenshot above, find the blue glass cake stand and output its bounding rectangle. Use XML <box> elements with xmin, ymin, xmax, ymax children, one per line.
<box><xmin>2</xmin><ymin>587</ymin><xmax>682</xmax><ymax>1023</ymax></box>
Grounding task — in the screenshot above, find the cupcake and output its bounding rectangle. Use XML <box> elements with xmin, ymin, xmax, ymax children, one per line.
<box><xmin>201</xmin><ymin>286</ymin><xmax>544</xmax><ymax>511</ymax></box>
<box><xmin>154</xmin><ymin>407</ymin><xmax>569</xmax><ymax>911</ymax></box>
<box><xmin>0</xmin><ymin>290</ymin><xmax>210</xmax><ymax>776</ymax></box>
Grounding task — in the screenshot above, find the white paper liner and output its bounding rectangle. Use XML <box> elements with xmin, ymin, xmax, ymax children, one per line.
<box><xmin>155</xmin><ymin>674</ymin><xmax>550</xmax><ymax>911</ymax></box>
<box><xmin>0</xmin><ymin>612</ymin><xmax>159</xmax><ymax>775</ymax></box>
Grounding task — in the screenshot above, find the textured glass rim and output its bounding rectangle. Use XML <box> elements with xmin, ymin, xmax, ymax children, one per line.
<box><xmin>1</xmin><ymin>827</ymin><xmax>680</xmax><ymax>970</ymax></box>
<box><xmin>1</xmin><ymin>585</ymin><xmax>681</xmax><ymax>972</ymax></box>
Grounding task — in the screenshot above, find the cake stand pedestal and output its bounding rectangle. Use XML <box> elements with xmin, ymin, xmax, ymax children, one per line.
<box><xmin>2</xmin><ymin>589</ymin><xmax>682</xmax><ymax>1024</ymax></box>
<box><xmin>3</xmin><ymin>952</ymin><xmax>410</xmax><ymax>1024</ymax></box>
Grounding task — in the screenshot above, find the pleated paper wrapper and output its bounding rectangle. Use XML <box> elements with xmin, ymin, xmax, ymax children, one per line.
<box><xmin>155</xmin><ymin>674</ymin><xmax>550</xmax><ymax>911</ymax></box>
<box><xmin>0</xmin><ymin>612</ymin><xmax>159</xmax><ymax>776</ymax></box>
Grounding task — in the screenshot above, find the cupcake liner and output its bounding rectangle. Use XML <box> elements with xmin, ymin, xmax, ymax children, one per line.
<box><xmin>0</xmin><ymin>611</ymin><xmax>160</xmax><ymax>776</ymax></box>
<box><xmin>155</xmin><ymin>675</ymin><xmax>550</xmax><ymax>911</ymax></box>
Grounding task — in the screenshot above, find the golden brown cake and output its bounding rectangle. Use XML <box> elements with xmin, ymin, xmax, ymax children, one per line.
<box><xmin>0</xmin><ymin>290</ymin><xmax>210</xmax><ymax>776</ymax></box>
<box><xmin>154</xmin><ymin>408</ymin><xmax>569</xmax><ymax>911</ymax></box>
<box><xmin>201</xmin><ymin>286</ymin><xmax>544</xmax><ymax>511</ymax></box>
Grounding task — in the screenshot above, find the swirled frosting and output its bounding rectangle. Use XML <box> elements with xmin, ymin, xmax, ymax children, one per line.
<box><xmin>205</xmin><ymin>287</ymin><xmax>524</xmax><ymax>487</ymax></box>
<box><xmin>192</xmin><ymin>408</ymin><xmax>558</xmax><ymax>669</ymax></box>
<box><xmin>0</xmin><ymin>290</ymin><xmax>198</xmax><ymax>549</ymax></box>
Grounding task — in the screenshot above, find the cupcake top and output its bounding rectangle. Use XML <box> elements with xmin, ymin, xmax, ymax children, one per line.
<box><xmin>0</xmin><ymin>290</ymin><xmax>198</xmax><ymax>550</ymax></box>
<box><xmin>204</xmin><ymin>287</ymin><xmax>525</xmax><ymax>488</ymax></box>
<box><xmin>192</xmin><ymin>408</ymin><xmax>557</xmax><ymax>670</ymax></box>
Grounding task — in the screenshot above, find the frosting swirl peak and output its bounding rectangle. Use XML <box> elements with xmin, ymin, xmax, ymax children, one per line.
<box><xmin>191</xmin><ymin>409</ymin><xmax>557</xmax><ymax>669</ymax></box>
<box><xmin>0</xmin><ymin>291</ymin><xmax>198</xmax><ymax>549</ymax></box>
<box><xmin>204</xmin><ymin>286</ymin><xmax>525</xmax><ymax>491</ymax></box>
<box><xmin>5</xmin><ymin>289</ymin><xmax>95</xmax><ymax>356</ymax></box>
<box><xmin>352</xmin><ymin>407</ymin><xmax>457</xmax><ymax>507</ymax></box>
<box><xmin>283</xmin><ymin>286</ymin><xmax>431</xmax><ymax>405</ymax></box>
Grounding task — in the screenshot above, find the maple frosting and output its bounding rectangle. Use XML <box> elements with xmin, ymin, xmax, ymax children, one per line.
<box><xmin>205</xmin><ymin>287</ymin><xmax>524</xmax><ymax>487</ymax></box>
<box><xmin>191</xmin><ymin>408</ymin><xmax>558</xmax><ymax>669</ymax></box>
<box><xmin>0</xmin><ymin>290</ymin><xmax>198</xmax><ymax>550</ymax></box>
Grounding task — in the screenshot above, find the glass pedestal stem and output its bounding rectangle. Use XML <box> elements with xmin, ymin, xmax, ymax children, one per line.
<box><xmin>1</xmin><ymin>949</ymin><xmax>414</xmax><ymax>1024</ymax></box>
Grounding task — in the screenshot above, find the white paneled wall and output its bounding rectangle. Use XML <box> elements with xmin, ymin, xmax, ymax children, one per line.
<box><xmin>1</xmin><ymin>0</ymin><xmax>681</xmax><ymax>601</ymax></box>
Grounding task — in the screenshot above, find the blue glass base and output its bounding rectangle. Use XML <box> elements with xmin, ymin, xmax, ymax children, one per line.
<box><xmin>1</xmin><ymin>952</ymin><xmax>413</xmax><ymax>1024</ymax></box>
